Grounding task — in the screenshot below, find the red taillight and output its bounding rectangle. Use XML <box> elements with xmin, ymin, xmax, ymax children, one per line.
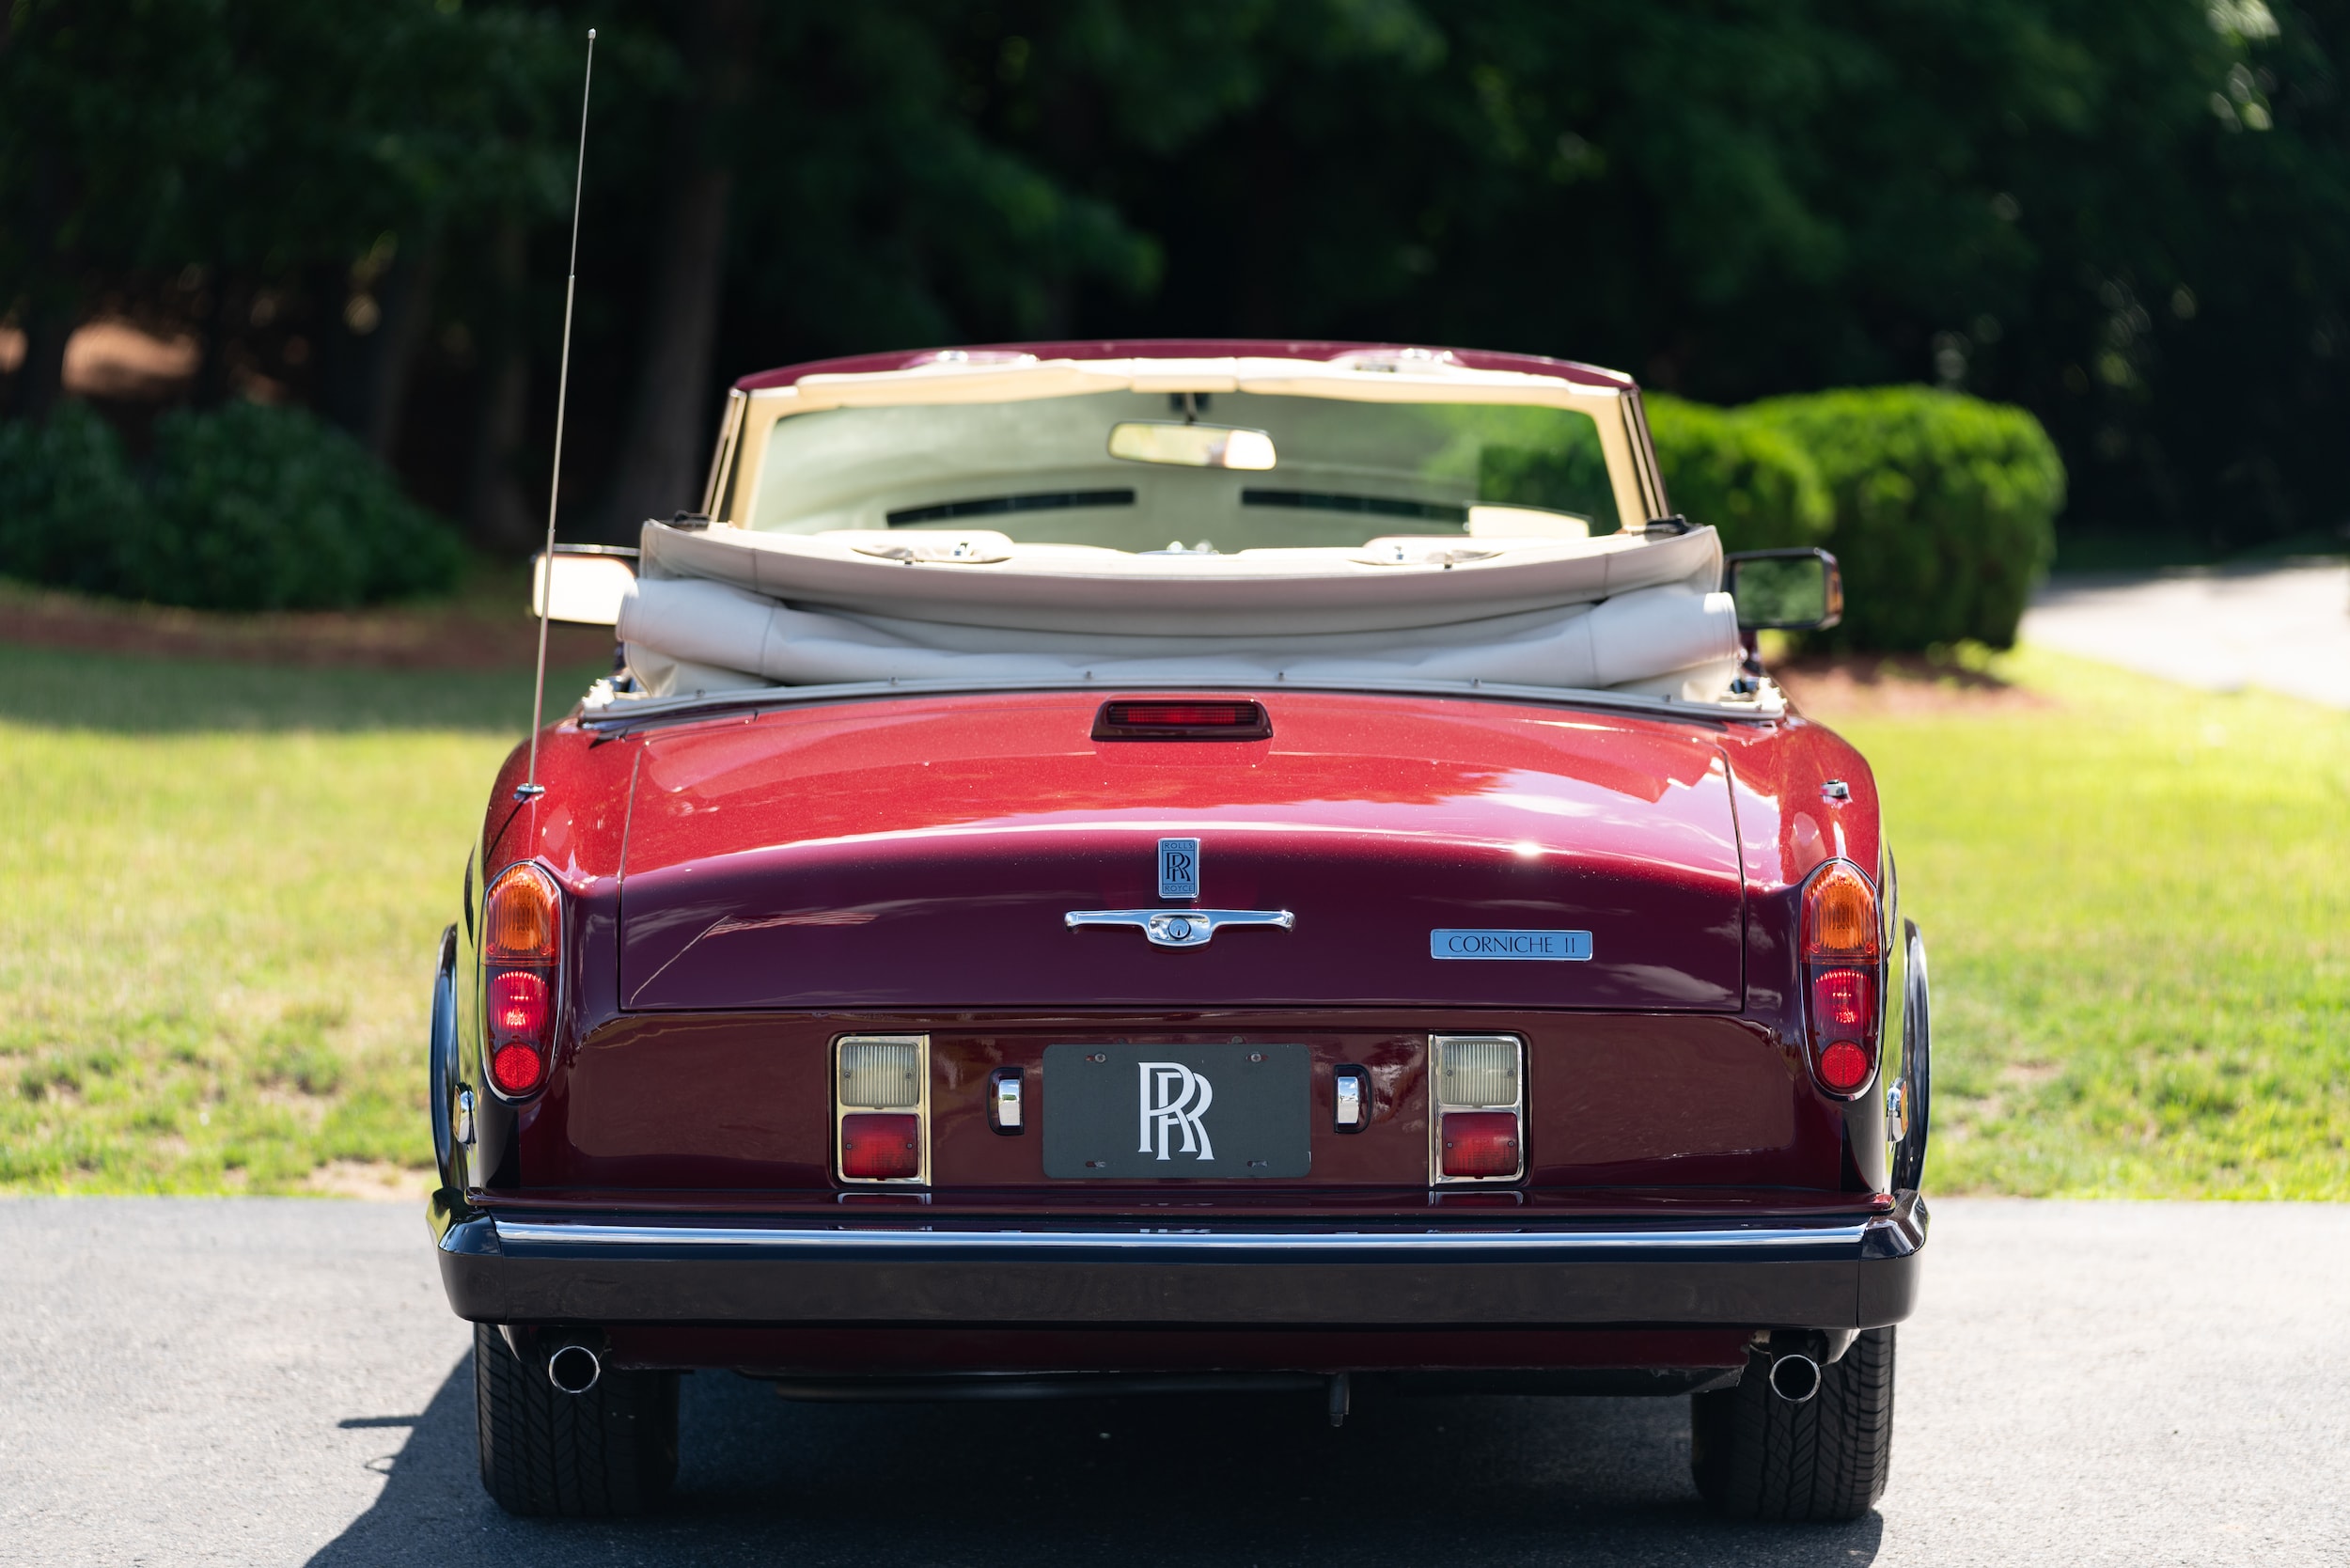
<box><xmin>1816</xmin><ymin>1041</ymin><xmax>1872</xmax><ymax>1093</ymax></box>
<box><xmin>1093</xmin><ymin>698</ymin><xmax>1272</xmax><ymax>740</ymax></box>
<box><xmin>839</xmin><ymin>1113</ymin><xmax>922</xmax><ymax>1180</ymax></box>
<box><xmin>1439</xmin><ymin>1111</ymin><xmax>1522</xmax><ymax>1178</ymax></box>
<box><xmin>1800</xmin><ymin>861</ymin><xmax>1882</xmax><ymax>1098</ymax></box>
<box><xmin>492</xmin><ymin>1043</ymin><xmax>544</xmax><ymax>1094</ymax></box>
<box><xmin>1810</xmin><ymin>967</ymin><xmax>1875</xmax><ymax>1033</ymax></box>
<box><xmin>482</xmin><ymin>865</ymin><xmax>561</xmax><ymax>1099</ymax></box>
<box><xmin>488</xmin><ymin>969</ymin><xmax>550</xmax><ymax>1035</ymax></box>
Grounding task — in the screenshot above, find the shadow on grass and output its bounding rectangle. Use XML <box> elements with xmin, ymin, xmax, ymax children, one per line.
<box><xmin>309</xmin><ymin>1353</ymin><xmax>1883</xmax><ymax>1568</ymax></box>
<box><xmin>0</xmin><ymin>644</ymin><xmax>611</xmax><ymax>734</ymax></box>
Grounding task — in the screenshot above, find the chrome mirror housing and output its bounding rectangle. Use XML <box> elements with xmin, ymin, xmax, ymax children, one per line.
<box><xmin>531</xmin><ymin>545</ymin><xmax>638</xmax><ymax>626</ymax></box>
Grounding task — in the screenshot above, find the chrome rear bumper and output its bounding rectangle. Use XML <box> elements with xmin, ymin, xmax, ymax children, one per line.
<box><xmin>432</xmin><ymin>1191</ymin><xmax>1925</xmax><ymax>1330</ymax></box>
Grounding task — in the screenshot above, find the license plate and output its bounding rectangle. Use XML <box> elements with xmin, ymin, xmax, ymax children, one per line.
<box><xmin>1042</xmin><ymin>1043</ymin><xmax>1311</xmax><ymax>1179</ymax></box>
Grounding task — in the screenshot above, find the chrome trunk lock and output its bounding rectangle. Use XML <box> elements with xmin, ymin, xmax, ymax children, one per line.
<box><xmin>1064</xmin><ymin>909</ymin><xmax>1295</xmax><ymax>948</ymax></box>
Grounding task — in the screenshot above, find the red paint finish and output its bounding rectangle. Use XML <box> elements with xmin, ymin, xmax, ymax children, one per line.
<box><xmin>479</xmin><ymin>723</ymin><xmax>640</xmax><ymax>892</ymax></box>
<box><xmin>617</xmin><ymin>691</ymin><xmax>1744</xmax><ymax>1013</ymax></box>
<box><xmin>467</xmin><ymin>668</ymin><xmax>1892</xmax><ymax>1209</ymax></box>
<box><xmin>732</xmin><ymin>338</ymin><xmax>1635</xmax><ymax>393</ymax></box>
<box><xmin>1522</xmin><ymin>1015</ymin><xmax>1826</xmax><ymax>1186</ymax></box>
<box><xmin>526</xmin><ymin>1010</ymin><xmax>1834</xmax><ymax>1196</ymax></box>
<box><xmin>559</xmin><ymin>1014</ymin><xmax>833</xmax><ymax>1189</ymax></box>
<box><xmin>1716</xmin><ymin>711</ymin><xmax>1880</xmax><ymax>897</ymax></box>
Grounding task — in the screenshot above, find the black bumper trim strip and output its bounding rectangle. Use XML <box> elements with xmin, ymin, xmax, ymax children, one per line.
<box><xmin>432</xmin><ymin>1192</ymin><xmax>1926</xmax><ymax>1331</ymax></box>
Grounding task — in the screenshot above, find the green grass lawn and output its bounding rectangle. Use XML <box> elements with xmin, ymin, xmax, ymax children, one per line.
<box><xmin>0</xmin><ymin>646</ymin><xmax>602</xmax><ymax>1192</ymax></box>
<box><xmin>1840</xmin><ymin>649</ymin><xmax>2349</xmax><ymax>1198</ymax></box>
<box><xmin>1</xmin><ymin>639</ymin><xmax>2342</xmax><ymax>1197</ymax></box>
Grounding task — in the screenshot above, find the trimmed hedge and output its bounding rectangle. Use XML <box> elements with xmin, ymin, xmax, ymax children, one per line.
<box><xmin>1652</xmin><ymin>386</ymin><xmax>2064</xmax><ymax>651</ymax></box>
<box><xmin>0</xmin><ymin>400</ymin><xmax>463</xmax><ymax>611</ymax></box>
<box><xmin>1646</xmin><ymin>394</ymin><xmax>1834</xmax><ymax>555</ymax></box>
<box><xmin>1742</xmin><ymin>387</ymin><xmax>2064</xmax><ymax>651</ymax></box>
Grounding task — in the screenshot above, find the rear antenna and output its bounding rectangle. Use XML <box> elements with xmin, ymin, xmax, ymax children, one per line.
<box><xmin>518</xmin><ymin>26</ymin><xmax>597</xmax><ymax>805</ymax></box>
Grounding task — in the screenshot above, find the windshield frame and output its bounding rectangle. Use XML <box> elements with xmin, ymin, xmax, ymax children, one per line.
<box><xmin>702</xmin><ymin>354</ymin><xmax>1666</xmax><ymax>544</ymax></box>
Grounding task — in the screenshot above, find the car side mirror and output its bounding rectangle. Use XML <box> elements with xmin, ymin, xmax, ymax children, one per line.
<box><xmin>531</xmin><ymin>546</ymin><xmax>638</xmax><ymax>626</ymax></box>
<box><xmin>1723</xmin><ymin>548</ymin><xmax>1842</xmax><ymax>631</ymax></box>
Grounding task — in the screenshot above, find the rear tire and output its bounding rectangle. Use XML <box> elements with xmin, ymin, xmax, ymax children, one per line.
<box><xmin>474</xmin><ymin>1323</ymin><xmax>679</xmax><ymax>1516</ymax></box>
<box><xmin>1691</xmin><ymin>1327</ymin><xmax>1895</xmax><ymax>1522</ymax></box>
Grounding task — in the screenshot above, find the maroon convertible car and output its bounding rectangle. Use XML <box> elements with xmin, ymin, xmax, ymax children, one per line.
<box><xmin>428</xmin><ymin>339</ymin><xmax>1930</xmax><ymax>1522</ymax></box>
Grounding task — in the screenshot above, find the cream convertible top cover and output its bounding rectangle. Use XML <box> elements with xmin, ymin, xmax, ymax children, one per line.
<box><xmin>614</xmin><ymin>519</ymin><xmax>1744</xmax><ymax>699</ymax></box>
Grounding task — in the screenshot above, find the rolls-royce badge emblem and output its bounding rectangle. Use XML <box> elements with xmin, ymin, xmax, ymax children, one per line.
<box><xmin>1158</xmin><ymin>838</ymin><xmax>1200</xmax><ymax>900</ymax></box>
<box><xmin>1138</xmin><ymin>1061</ymin><xmax>1214</xmax><ymax>1161</ymax></box>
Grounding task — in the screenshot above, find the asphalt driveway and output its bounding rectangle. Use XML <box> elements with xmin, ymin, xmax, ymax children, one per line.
<box><xmin>2020</xmin><ymin>559</ymin><xmax>2350</xmax><ymax>709</ymax></box>
<box><xmin>3</xmin><ymin>1198</ymin><xmax>2344</xmax><ymax>1566</ymax></box>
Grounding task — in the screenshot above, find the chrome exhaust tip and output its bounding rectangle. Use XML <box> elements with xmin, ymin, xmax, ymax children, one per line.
<box><xmin>1767</xmin><ymin>1352</ymin><xmax>1822</xmax><ymax>1403</ymax></box>
<box><xmin>545</xmin><ymin>1341</ymin><xmax>603</xmax><ymax>1396</ymax></box>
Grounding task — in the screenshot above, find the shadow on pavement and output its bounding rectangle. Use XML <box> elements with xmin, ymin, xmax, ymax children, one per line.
<box><xmin>308</xmin><ymin>1352</ymin><xmax>1884</xmax><ymax>1567</ymax></box>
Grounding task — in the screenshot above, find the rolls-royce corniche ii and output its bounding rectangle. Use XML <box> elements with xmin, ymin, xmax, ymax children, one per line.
<box><xmin>427</xmin><ymin>339</ymin><xmax>1930</xmax><ymax>1522</ymax></box>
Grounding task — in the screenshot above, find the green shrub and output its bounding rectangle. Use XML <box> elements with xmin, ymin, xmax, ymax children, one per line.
<box><xmin>0</xmin><ymin>399</ymin><xmax>463</xmax><ymax>611</ymax></box>
<box><xmin>0</xmin><ymin>402</ymin><xmax>148</xmax><ymax>594</ymax></box>
<box><xmin>1745</xmin><ymin>386</ymin><xmax>2064</xmax><ymax>651</ymax></box>
<box><xmin>1646</xmin><ymin>394</ymin><xmax>1834</xmax><ymax>553</ymax></box>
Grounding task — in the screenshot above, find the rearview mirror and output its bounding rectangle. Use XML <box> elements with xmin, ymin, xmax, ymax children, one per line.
<box><xmin>1723</xmin><ymin>548</ymin><xmax>1843</xmax><ymax>631</ymax></box>
<box><xmin>531</xmin><ymin>546</ymin><xmax>638</xmax><ymax>626</ymax></box>
<box><xmin>1107</xmin><ymin>421</ymin><xmax>1277</xmax><ymax>470</ymax></box>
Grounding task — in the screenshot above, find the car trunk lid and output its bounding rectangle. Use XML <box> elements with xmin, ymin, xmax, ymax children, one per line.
<box><xmin>618</xmin><ymin>692</ymin><xmax>1744</xmax><ymax>1011</ymax></box>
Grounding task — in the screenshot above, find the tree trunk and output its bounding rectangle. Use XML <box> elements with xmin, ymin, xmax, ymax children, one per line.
<box><xmin>466</xmin><ymin>220</ymin><xmax>540</xmax><ymax>555</ymax></box>
<box><xmin>13</xmin><ymin>293</ymin><xmax>75</xmax><ymax>423</ymax></box>
<box><xmin>11</xmin><ymin>141</ymin><xmax>77</xmax><ymax>423</ymax></box>
<box><xmin>314</xmin><ymin>228</ymin><xmax>442</xmax><ymax>455</ymax></box>
<box><xmin>361</xmin><ymin>220</ymin><xmax>443</xmax><ymax>463</ymax></box>
<box><xmin>593</xmin><ymin>0</ymin><xmax>759</xmax><ymax>542</ymax></box>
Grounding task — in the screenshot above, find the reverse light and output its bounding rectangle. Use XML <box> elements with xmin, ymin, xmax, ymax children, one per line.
<box><xmin>1430</xmin><ymin>1034</ymin><xmax>1526</xmax><ymax>1184</ymax></box>
<box><xmin>481</xmin><ymin>864</ymin><xmax>561</xmax><ymax>1098</ymax></box>
<box><xmin>836</xmin><ymin>1035</ymin><xmax>929</xmax><ymax>1184</ymax></box>
<box><xmin>1800</xmin><ymin>861</ymin><xmax>1883</xmax><ymax>1099</ymax></box>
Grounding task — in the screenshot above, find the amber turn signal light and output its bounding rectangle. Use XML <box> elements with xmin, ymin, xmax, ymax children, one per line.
<box><xmin>486</xmin><ymin>865</ymin><xmax>559</xmax><ymax>962</ymax></box>
<box><xmin>1803</xmin><ymin>861</ymin><xmax>1881</xmax><ymax>962</ymax></box>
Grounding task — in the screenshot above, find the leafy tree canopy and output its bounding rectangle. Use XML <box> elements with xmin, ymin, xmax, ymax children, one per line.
<box><xmin>2</xmin><ymin>0</ymin><xmax>2342</xmax><ymax>553</ymax></box>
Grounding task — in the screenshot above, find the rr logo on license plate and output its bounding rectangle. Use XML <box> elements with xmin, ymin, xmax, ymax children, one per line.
<box><xmin>1137</xmin><ymin>1061</ymin><xmax>1214</xmax><ymax>1161</ymax></box>
<box><xmin>1043</xmin><ymin>1043</ymin><xmax>1308</xmax><ymax>1179</ymax></box>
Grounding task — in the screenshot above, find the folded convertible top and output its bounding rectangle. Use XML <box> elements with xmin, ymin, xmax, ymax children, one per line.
<box><xmin>617</xmin><ymin>518</ymin><xmax>1742</xmax><ymax>698</ymax></box>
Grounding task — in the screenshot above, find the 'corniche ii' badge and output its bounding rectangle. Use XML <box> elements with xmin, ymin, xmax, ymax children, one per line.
<box><xmin>1158</xmin><ymin>838</ymin><xmax>1200</xmax><ymax>900</ymax></box>
<box><xmin>1431</xmin><ymin>929</ymin><xmax>1593</xmax><ymax>961</ymax></box>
